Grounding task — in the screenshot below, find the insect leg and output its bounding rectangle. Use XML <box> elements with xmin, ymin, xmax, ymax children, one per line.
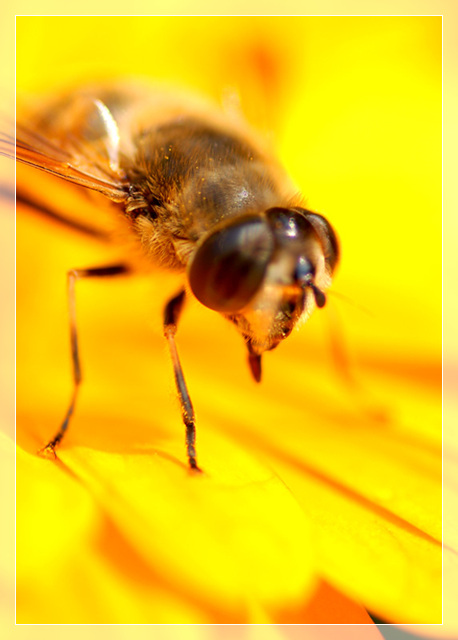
<box><xmin>38</xmin><ymin>264</ymin><xmax>129</xmax><ymax>459</ymax></box>
<box><xmin>163</xmin><ymin>290</ymin><xmax>201</xmax><ymax>472</ymax></box>
<box><xmin>16</xmin><ymin>188</ymin><xmax>110</xmax><ymax>240</ymax></box>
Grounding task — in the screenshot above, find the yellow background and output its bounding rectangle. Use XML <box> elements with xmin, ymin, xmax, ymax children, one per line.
<box><xmin>0</xmin><ymin>5</ymin><xmax>451</xmax><ymax>638</ymax></box>
<box><xmin>15</xmin><ymin>14</ymin><xmax>442</xmax><ymax>394</ymax></box>
<box><xmin>16</xmin><ymin>14</ymin><xmax>442</xmax><ymax>626</ymax></box>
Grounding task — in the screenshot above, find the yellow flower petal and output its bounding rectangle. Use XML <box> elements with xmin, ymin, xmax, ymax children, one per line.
<box><xmin>14</xmin><ymin>14</ymin><xmax>443</xmax><ymax>627</ymax></box>
<box><xmin>274</xmin><ymin>579</ymin><xmax>383</xmax><ymax>625</ymax></box>
<box><xmin>17</xmin><ymin>406</ymin><xmax>315</xmax><ymax>622</ymax></box>
<box><xmin>17</xmin><ymin>444</ymin><xmax>210</xmax><ymax>624</ymax></box>
<box><xmin>186</xmin><ymin>350</ymin><xmax>441</xmax><ymax>623</ymax></box>
<box><xmin>63</xmin><ymin>440</ymin><xmax>315</xmax><ymax>618</ymax></box>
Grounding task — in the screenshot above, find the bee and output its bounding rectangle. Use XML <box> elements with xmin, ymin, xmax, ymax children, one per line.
<box><xmin>9</xmin><ymin>81</ymin><xmax>339</xmax><ymax>471</ymax></box>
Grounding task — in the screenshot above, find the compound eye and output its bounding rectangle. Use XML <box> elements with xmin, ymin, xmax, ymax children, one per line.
<box><xmin>188</xmin><ymin>217</ymin><xmax>274</xmax><ymax>312</ymax></box>
<box><xmin>302</xmin><ymin>212</ymin><xmax>340</xmax><ymax>272</ymax></box>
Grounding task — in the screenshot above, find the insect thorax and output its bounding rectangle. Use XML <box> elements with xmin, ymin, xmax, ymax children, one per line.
<box><xmin>123</xmin><ymin>118</ymin><xmax>288</xmax><ymax>270</ymax></box>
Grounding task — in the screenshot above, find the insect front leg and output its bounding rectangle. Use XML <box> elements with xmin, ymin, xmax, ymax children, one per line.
<box><xmin>163</xmin><ymin>290</ymin><xmax>201</xmax><ymax>472</ymax></box>
<box><xmin>38</xmin><ymin>264</ymin><xmax>129</xmax><ymax>459</ymax></box>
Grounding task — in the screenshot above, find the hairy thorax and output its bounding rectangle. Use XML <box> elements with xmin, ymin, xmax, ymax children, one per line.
<box><xmin>123</xmin><ymin>118</ymin><xmax>293</xmax><ymax>270</ymax></box>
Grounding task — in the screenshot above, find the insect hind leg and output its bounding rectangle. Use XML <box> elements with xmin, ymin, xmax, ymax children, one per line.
<box><xmin>38</xmin><ymin>264</ymin><xmax>129</xmax><ymax>459</ymax></box>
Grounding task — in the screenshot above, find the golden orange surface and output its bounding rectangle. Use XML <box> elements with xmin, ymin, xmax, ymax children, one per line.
<box><xmin>11</xmin><ymin>15</ymin><xmax>444</xmax><ymax>629</ymax></box>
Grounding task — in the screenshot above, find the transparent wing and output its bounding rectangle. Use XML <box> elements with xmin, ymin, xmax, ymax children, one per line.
<box><xmin>1</xmin><ymin>95</ymin><xmax>129</xmax><ymax>203</ymax></box>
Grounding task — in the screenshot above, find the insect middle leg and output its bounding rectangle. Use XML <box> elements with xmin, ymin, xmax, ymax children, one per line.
<box><xmin>38</xmin><ymin>264</ymin><xmax>129</xmax><ymax>459</ymax></box>
<box><xmin>163</xmin><ymin>290</ymin><xmax>201</xmax><ymax>472</ymax></box>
